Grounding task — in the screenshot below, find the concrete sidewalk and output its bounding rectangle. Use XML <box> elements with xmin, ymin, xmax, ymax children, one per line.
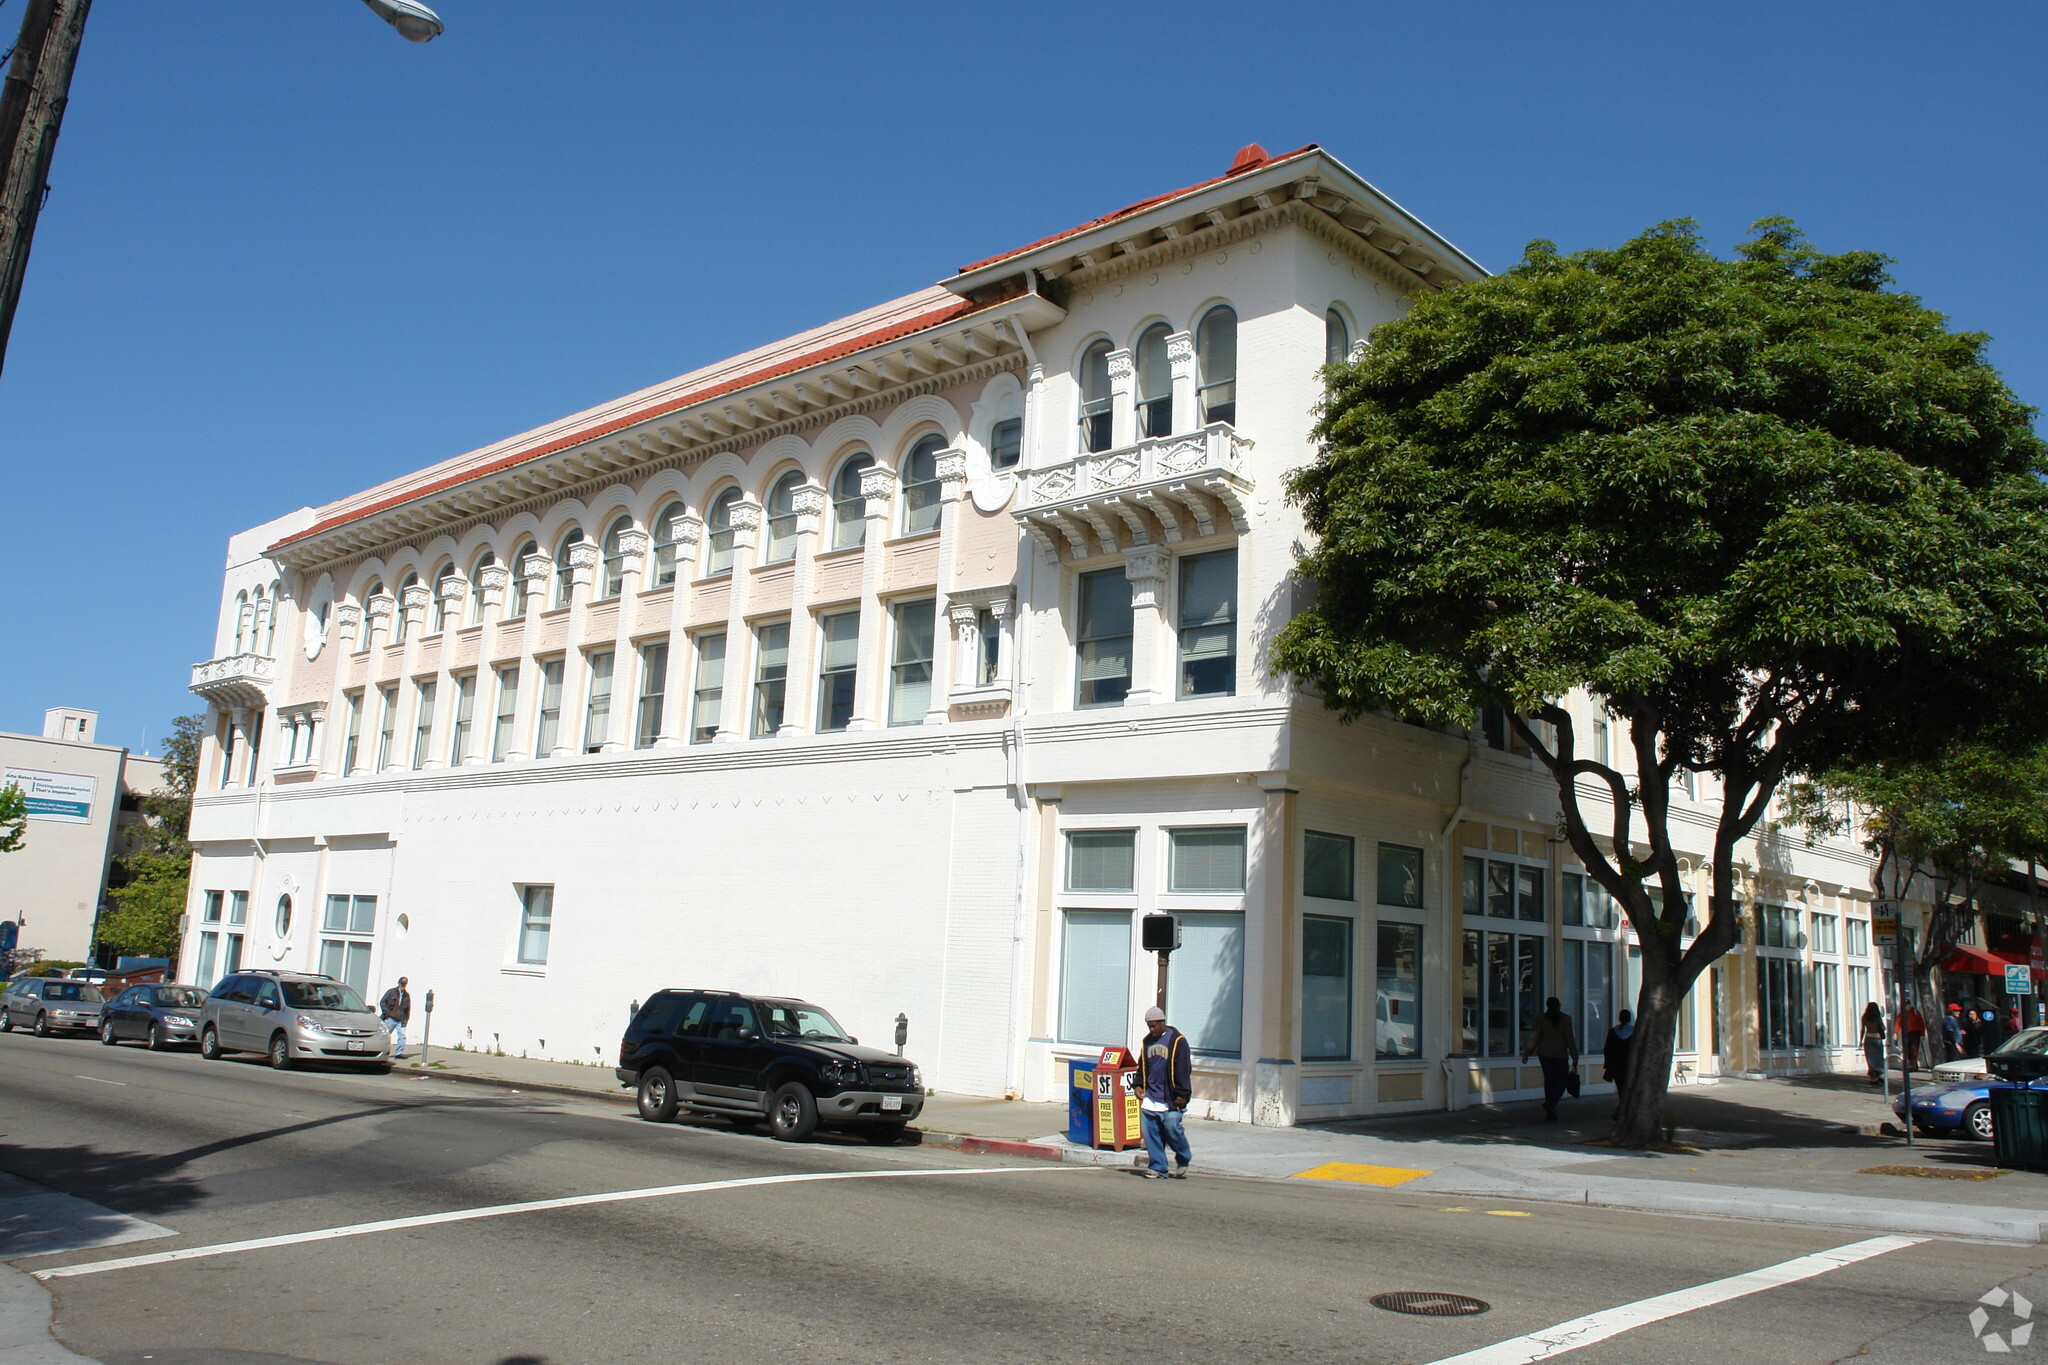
<box><xmin>395</xmin><ymin>1047</ymin><xmax>2048</xmax><ymax>1242</ymax></box>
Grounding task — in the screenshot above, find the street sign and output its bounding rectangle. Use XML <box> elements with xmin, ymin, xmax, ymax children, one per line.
<box><xmin>1873</xmin><ymin>901</ymin><xmax>1900</xmax><ymax>947</ymax></box>
<box><xmin>2007</xmin><ymin>964</ymin><xmax>2036</xmax><ymax>996</ymax></box>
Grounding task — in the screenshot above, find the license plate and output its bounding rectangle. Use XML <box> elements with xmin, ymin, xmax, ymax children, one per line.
<box><xmin>881</xmin><ymin>1095</ymin><xmax>903</xmax><ymax>1112</ymax></box>
<box><xmin>348</xmin><ymin>1040</ymin><xmax>364</xmax><ymax>1052</ymax></box>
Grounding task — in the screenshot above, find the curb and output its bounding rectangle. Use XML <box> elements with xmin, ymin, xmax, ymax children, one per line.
<box><xmin>915</xmin><ymin>1130</ymin><xmax>1142</xmax><ymax>1167</ymax></box>
<box><xmin>394</xmin><ymin>1063</ymin><xmax>631</xmax><ymax>1107</ymax></box>
<box><xmin>0</xmin><ymin>1265</ymin><xmax>94</xmax><ymax>1363</ymax></box>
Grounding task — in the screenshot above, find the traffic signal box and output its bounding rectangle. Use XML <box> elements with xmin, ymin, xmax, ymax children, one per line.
<box><xmin>1092</xmin><ymin>1046</ymin><xmax>1141</xmax><ymax>1150</ymax></box>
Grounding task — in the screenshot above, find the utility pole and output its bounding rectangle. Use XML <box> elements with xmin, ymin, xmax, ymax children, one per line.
<box><xmin>0</xmin><ymin>0</ymin><xmax>92</xmax><ymax>378</ymax></box>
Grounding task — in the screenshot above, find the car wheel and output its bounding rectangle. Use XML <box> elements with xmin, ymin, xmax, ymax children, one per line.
<box><xmin>99</xmin><ymin>1019</ymin><xmax>117</xmax><ymax>1046</ymax></box>
<box><xmin>768</xmin><ymin>1082</ymin><xmax>818</xmax><ymax>1142</ymax></box>
<box><xmin>862</xmin><ymin>1122</ymin><xmax>909</xmax><ymax>1145</ymax></box>
<box><xmin>33</xmin><ymin>1012</ymin><xmax>50</xmax><ymax>1037</ymax></box>
<box><xmin>0</xmin><ymin>1010</ymin><xmax>12</xmax><ymax>1033</ymax></box>
<box><xmin>1966</xmin><ymin>1101</ymin><xmax>1996</xmax><ymax>1142</ymax></box>
<box><xmin>148</xmin><ymin>1022</ymin><xmax>168</xmax><ymax>1052</ymax></box>
<box><xmin>200</xmin><ymin>1025</ymin><xmax>223</xmax><ymax>1060</ymax></box>
<box><xmin>267</xmin><ymin>1032</ymin><xmax>294</xmax><ymax>1070</ymax></box>
<box><xmin>636</xmin><ymin>1067</ymin><xmax>679</xmax><ymax>1123</ymax></box>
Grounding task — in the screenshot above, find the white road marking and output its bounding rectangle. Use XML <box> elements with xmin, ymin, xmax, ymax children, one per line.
<box><xmin>73</xmin><ymin>1076</ymin><xmax>126</xmax><ymax>1086</ymax></box>
<box><xmin>1422</xmin><ymin>1234</ymin><xmax>1925</xmax><ymax>1365</ymax></box>
<box><xmin>34</xmin><ymin>1164</ymin><xmax>1091</xmax><ymax>1281</ymax></box>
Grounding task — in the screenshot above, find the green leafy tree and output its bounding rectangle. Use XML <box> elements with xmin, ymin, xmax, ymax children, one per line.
<box><xmin>1275</xmin><ymin>219</ymin><xmax>2048</xmax><ymax>1147</ymax></box>
<box><xmin>1784</xmin><ymin>744</ymin><xmax>2048</xmax><ymax>1024</ymax></box>
<box><xmin>97</xmin><ymin>715</ymin><xmax>202</xmax><ymax>960</ymax></box>
<box><xmin>0</xmin><ymin>781</ymin><xmax>24</xmax><ymax>855</ymax></box>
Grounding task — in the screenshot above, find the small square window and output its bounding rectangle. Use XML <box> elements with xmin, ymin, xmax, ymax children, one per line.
<box><xmin>1066</xmin><ymin>830</ymin><xmax>1136</xmax><ymax>893</ymax></box>
<box><xmin>1377</xmin><ymin>843</ymin><xmax>1424</xmax><ymax>909</ymax></box>
<box><xmin>1169</xmin><ymin>827</ymin><xmax>1246</xmax><ymax>893</ymax></box>
<box><xmin>990</xmin><ymin>418</ymin><xmax>1022</xmax><ymax>470</ymax></box>
<box><xmin>1303</xmin><ymin>831</ymin><xmax>1354</xmax><ymax>901</ymax></box>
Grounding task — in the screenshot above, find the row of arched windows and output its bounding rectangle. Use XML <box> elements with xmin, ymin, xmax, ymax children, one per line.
<box><xmin>1077</xmin><ymin>304</ymin><xmax>1237</xmax><ymax>454</ymax></box>
<box><xmin>232</xmin><ymin>583</ymin><xmax>281</xmax><ymax>656</ymax></box>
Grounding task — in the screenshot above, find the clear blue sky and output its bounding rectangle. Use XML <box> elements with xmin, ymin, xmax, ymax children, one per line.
<box><xmin>2</xmin><ymin>2</ymin><xmax>2042</xmax><ymax>754</ymax></box>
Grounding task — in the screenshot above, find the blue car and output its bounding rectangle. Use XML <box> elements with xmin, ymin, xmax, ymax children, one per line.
<box><xmin>1892</xmin><ymin>1077</ymin><xmax>2043</xmax><ymax>1140</ymax></box>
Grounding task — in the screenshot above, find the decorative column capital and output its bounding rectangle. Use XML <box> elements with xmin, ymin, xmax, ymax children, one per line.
<box><xmin>615</xmin><ymin>528</ymin><xmax>651</xmax><ymax>562</ymax></box>
<box><xmin>567</xmin><ymin>541</ymin><xmax>601</xmax><ymax>589</ymax></box>
<box><xmin>1106</xmin><ymin>348</ymin><xmax>1135</xmax><ymax>384</ymax></box>
<box><xmin>335</xmin><ymin>603</ymin><xmax>364</xmax><ymax>641</ymax></box>
<box><xmin>475</xmin><ymin>564</ymin><xmax>511</xmax><ymax>596</ymax></box>
<box><xmin>436</xmin><ymin>577</ymin><xmax>468</xmax><ymax>605</ymax></box>
<box><xmin>1124</xmin><ymin>546</ymin><xmax>1170</xmax><ymax>584</ymax></box>
<box><xmin>935</xmin><ymin>448</ymin><xmax>969</xmax><ymax>500</ymax></box>
<box><xmin>791</xmin><ymin>484</ymin><xmax>828</xmax><ymax>524</ymax></box>
<box><xmin>519</xmin><ymin>553</ymin><xmax>552</xmax><ymax>583</ymax></box>
<box><xmin>860</xmin><ymin>466</ymin><xmax>897</xmax><ymax>519</ymax></box>
<box><xmin>365</xmin><ymin>594</ymin><xmax>395</xmax><ymax>621</ymax></box>
<box><xmin>400</xmin><ymin>585</ymin><xmax>432</xmax><ymax>616</ymax></box>
<box><xmin>669</xmin><ymin>514</ymin><xmax>705</xmax><ymax>545</ymax></box>
<box><xmin>948</xmin><ymin>602</ymin><xmax>981</xmax><ymax>630</ymax></box>
<box><xmin>726</xmin><ymin>500</ymin><xmax>763</xmax><ymax>533</ymax></box>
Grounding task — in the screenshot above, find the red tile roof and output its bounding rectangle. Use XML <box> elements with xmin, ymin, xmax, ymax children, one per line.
<box><xmin>954</xmin><ymin>143</ymin><xmax>1318</xmax><ymax>275</ymax></box>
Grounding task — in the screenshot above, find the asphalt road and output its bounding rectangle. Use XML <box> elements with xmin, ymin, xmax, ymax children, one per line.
<box><xmin>3</xmin><ymin>1031</ymin><xmax>2043</xmax><ymax>1365</ymax></box>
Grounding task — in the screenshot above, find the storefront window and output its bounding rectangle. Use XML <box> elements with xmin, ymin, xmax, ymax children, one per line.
<box><xmin>1059</xmin><ymin>911</ymin><xmax>1130</xmax><ymax>1046</ymax></box>
<box><xmin>1167</xmin><ymin>912</ymin><xmax>1244</xmax><ymax>1057</ymax></box>
<box><xmin>1376</xmin><ymin>922</ymin><xmax>1422</xmax><ymax>1058</ymax></box>
<box><xmin>1302</xmin><ymin>915</ymin><xmax>1352</xmax><ymax>1060</ymax></box>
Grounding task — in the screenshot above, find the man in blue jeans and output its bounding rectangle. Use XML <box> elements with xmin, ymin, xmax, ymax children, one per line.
<box><xmin>1135</xmin><ymin>1006</ymin><xmax>1192</xmax><ymax>1180</ymax></box>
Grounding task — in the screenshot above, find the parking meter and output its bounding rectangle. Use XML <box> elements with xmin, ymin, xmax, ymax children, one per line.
<box><xmin>894</xmin><ymin>1012</ymin><xmax>909</xmax><ymax>1056</ymax></box>
<box><xmin>1091</xmin><ymin>1046</ymin><xmax>1142</xmax><ymax>1151</ymax></box>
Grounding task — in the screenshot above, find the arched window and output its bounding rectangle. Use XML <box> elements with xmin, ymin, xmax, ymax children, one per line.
<box><xmin>552</xmin><ymin>529</ymin><xmax>583</xmax><ymax>608</ymax></box>
<box><xmin>1136</xmin><ymin>323</ymin><xmax>1173</xmax><ymax>438</ymax></box>
<box><xmin>233</xmin><ymin>591</ymin><xmax>251</xmax><ymax>654</ymax></box>
<box><xmin>764</xmin><ymin>471</ymin><xmax>804</xmax><ymax>563</ymax></box>
<box><xmin>431</xmin><ymin>563</ymin><xmax>457</xmax><ymax>633</ymax></box>
<box><xmin>650</xmin><ymin>502</ymin><xmax>686</xmax><ymax>587</ymax></box>
<box><xmin>1197</xmin><ymin>305</ymin><xmax>1237</xmax><ymax>426</ymax></box>
<box><xmin>1325</xmin><ymin>308</ymin><xmax>1350</xmax><ymax>366</ymax></box>
<box><xmin>395</xmin><ymin>573</ymin><xmax>420</xmax><ymax>643</ymax></box>
<box><xmin>467</xmin><ymin>551</ymin><xmax>495</xmax><ymax>624</ymax></box>
<box><xmin>258</xmin><ymin>584</ymin><xmax>278</xmax><ymax>655</ymax></box>
<box><xmin>508</xmin><ymin>543</ymin><xmax>537</xmax><ymax>618</ymax></box>
<box><xmin>705</xmin><ymin>488</ymin><xmax>741</xmax><ymax>576</ymax></box>
<box><xmin>832</xmin><ymin>454</ymin><xmax>874</xmax><ymax>550</ymax></box>
<box><xmin>900</xmin><ymin>435</ymin><xmax>944</xmax><ymax>535</ymax></box>
<box><xmin>599</xmin><ymin>516</ymin><xmax>632</xmax><ymax>599</ymax></box>
<box><xmin>1078</xmin><ymin>339</ymin><xmax>1112</xmax><ymax>453</ymax></box>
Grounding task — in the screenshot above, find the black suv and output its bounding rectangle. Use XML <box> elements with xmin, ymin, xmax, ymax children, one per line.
<box><xmin>617</xmin><ymin>990</ymin><xmax>923</xmax><ymax>1142</ymax></box>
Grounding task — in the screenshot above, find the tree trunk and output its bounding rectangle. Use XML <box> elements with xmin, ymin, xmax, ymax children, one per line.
<box><xmin>1614</xmin><ymin>945</ymin><xmax>1687</xmax><ymax>1146</ymax></box>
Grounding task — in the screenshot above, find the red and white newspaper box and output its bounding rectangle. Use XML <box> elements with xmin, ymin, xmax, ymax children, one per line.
<box><xmin>1092</xmin><ymin>1045</ymin><xmax>1141</xmax><ymax>1151</ymax></box>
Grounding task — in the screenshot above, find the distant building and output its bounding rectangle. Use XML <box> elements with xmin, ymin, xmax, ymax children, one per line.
<box><xmin>1</xmin><ymin>708</ymin><xmax>166</xmax><ymax>964</ymax></box>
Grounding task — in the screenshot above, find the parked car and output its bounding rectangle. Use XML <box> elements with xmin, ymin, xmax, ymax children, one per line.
<box><xmin>1892</xmin><ymin>1076</ymin><xmax>2010</xmax><ymax>1140</ymax></box>
<box><xmin>617</xmin><ymin>990</ymin><xmax>923</xmax><ymax>1142</ymax></box>
<box><xmin>199</xmin><ymin>970</ymin><xmax>392</xmax><ymax>1072</ymax></box>
<box><xmin>97</xmin><ymin>982</ymin><xmax>209</xmax><ymax>1050</ymax></box>
<box><xmin>1931</xmin><ymin>1026</ymin><xmax>2048</xmax><ymax>1082</ymax></box>
<box><xmin>0</xmin><ymin>978</ymin><xmax>107</xmax><ymax>1035</ymax></box>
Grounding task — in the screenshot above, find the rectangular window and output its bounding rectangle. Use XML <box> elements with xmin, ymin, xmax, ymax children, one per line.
<box><xmin>202</xmin><ymin>890</ymin><xmax>223</xmax><ymax>924</ymax></box>
<box><xmin>1465</xmin><ymin>855</ymin><xmax>1543</xmax><ymax>921</ymax></box>
<box><xmin>1517</xmin><ymin>865</ymin><xmax>1545</xmax><ymax>922</ymax></box>
<box><xmin>1849</xmin><ymin>964</ymin><xmax>1872</xmax><ymax>1016</ymax></box>
<box><xmin>1846</xmin><ymin>918</ymin><xmax>1870</xmax><ymax>957</ymax></box>
<box><xmin>341</xmin><ymin>691</ymin><xmax>363</xmax><ymax>774</ymax></box>
<box><xmin>491</xmin><ymin>665</ymin><xmax>519</xmax><ymax>761</ymax></box>
<box><xmin>317</xmin><ymin>939</ymin><xmax>371</xmax><ymax>997</ymax></box>
<box><xmin>1302</xmin><ymin>915</ymin><xmax>1353</xmax><ymax>1061</ymax></box>
<box><xmin>1377</xmin><ymin>843</ymin><xmax>1424</xmax><ymax>909</ymax></box>
<box><xmin>1592</xmin><ymin>717</ymin><xmax>1610</xmax><ymax>766</ymax></box>
<box><xmin>1075</xmin><ymin>568</ymin><xmax>1132</xmax><ymax>708</ymax></box>
<box><xmin>1376</xmin><ymin>922</ymin><xmax>1424</xmax><ymax>1059</ymax></box>
<box><xmin>990</xmin><ymin>417</ymin><xmax>1022</xmax><ymax>470</ymax></box>
<box><xmin>317</xmin><ymin>892</ymin><xmax>376</xmax><ymax>997</ymax></box>
<box><xmin>227</xmin><ymin>891</ymin><xmax>248</xmax><ymax>926</ymax></box>
<box><xmin>752</xmin><ymin>621</ymin><xmax>789</xmax><ymax>738</ymax></box>
<box><xmin>1177</xmin><ymin>549</ymin><xmax>1236</xmax><ymax>698</ymax></box>
<box><xmin>517</xmin><ymin>885</ymin><xmax>553</xmax><ymax>965</ymax></box>
<box><xmin>816</xmin><ymin>612</ymin><xmax>859</xmax><ymax>733</ymax></box>
<box><xmin>691</xmin><ymin>633</ymin><xmax>726</xmax><ymax>743</ymax></box>
<box><xmin>1811</xmin><ymin>913</ymin><xmax>1839</xmax><ymax>955</ymax></box>
<box><xmin>1168</xmin><ymin>826</ymin><xmax>1246</xmax><ymax>893</ymax></box>
<box><xmin>373</xmin><ymin>685</ymin><xmax>398</xmax><ymax>771</ymax></box>
<box><xmin>888</xmin><ymin>599</ymin><xmax>935</xmax><ymax>726</ymax></box>
<box><xmin>1167</xmin><ymin>912</ymin><xmax>1244</xmax><ymax>1057</ymax></box>
<box><xmin>1561</xmin><ymin>938</ymin><xmax>1614</xmax><ymax>1055</ymax></box>
<box><xmin>1303</xmin><ymin>831</ymin><xmax>1355</xmax><ymax>901</ymax></box>
<box><xmin>1812</xmin><ymin>962</ymin><xmax>1839</xmax><ymax>1048</ymax></box>
<box><xmin>1459</xmin><ymin>927</ymin><xmax>1545</xmax><ymax>1056</ymax></box>
<box><xmin>1059</xmin><ymin>910</ymin><xmax>1130</xmax><ymax>1046</ymax></box>
<box><xmin>533</xmin><ymin>658</ymin><xmax>564</xmax><ymax>755</ymax></box>
<box><xmin>977</xmin><ymin>608</ymin><xmax>1001</xmax><ymax>686</ymax></box>
<box><xmin>583</xmin><ymin>650</ymin><xmax>614</xmax><ymax>752</ymax></box>
<box><xmin>635</xmin><ymin>642</ymin><xmax>668</xmax><ymax>749</ymax></box>
<box><xmin>1758</xmin><ymin>956</ymin><xmax>1808</xmax><ymax>1050</ymax></box>
<box><xmin>410</xmin><ymin>678</ymin><xmax>437</xmax><ymax>768</ymax></box>
<box><xmin>448</xmin><ymin>672</ymin><xmax>476</xmax><ymax>765</ymax></box>
<box><xmin>1066</xmin><ymin>830</ymin><xmax>1136</xmax><ymax>893</ymax></box>
<box><xmin>195</xmin><ymin>931</ymin><xmax>219</xmax><ymax>989</ymax></box>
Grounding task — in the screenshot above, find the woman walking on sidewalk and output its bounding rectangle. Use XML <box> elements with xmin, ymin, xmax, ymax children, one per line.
<box><xmin>1860</xmin><ymin>1002</ymin><xmax>1886</xmax><ymax>1086</ymax></box>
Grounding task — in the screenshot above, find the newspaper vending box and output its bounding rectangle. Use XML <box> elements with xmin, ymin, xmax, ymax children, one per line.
<box><xmin>1092</xmin><ymin>1045</ymin><xmax>1141</xmax><ymax>1151</ymax></box>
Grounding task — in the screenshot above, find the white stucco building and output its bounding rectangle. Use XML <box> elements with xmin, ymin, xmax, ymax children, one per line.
<box><xmin>185</xmin><ymin>143</ymin><xmax>1932</xmax><ymax>1122</ymax></box>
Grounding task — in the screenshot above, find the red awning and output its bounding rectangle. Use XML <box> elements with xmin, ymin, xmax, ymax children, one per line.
<box><xmin>1942</xmin><ymin>945</ymin><xmax>2046</xmax><ymax>981</ymax></box>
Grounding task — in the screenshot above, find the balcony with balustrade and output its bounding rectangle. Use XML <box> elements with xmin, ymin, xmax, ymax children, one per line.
<box><xmin>1014</xmin><ymin>422</ymin><xmax>1253</xmax><ymax>558</ymax></box>
<box><xmin>189</xmin><ymin>653</ymin><xmax>277</xmax><ymax>709</ymax></box>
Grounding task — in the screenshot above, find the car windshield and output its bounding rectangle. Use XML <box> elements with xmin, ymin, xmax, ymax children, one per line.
<box><xmin>759</xmin><ymin>1003</ymin><xmax>852</xmax><ymax>1043</ymax></box>
<box><xmin>280</xmin><ymin>980</ymin><xmax>370</xmax><ymax>1012</ymax></box>
<box><xmin>156</xmin><ymin>987</ymin><xmax>207</xmax><ymax>1008</ymax></box>
<box><xmin>43</xmin><ymin>983</ymin><xmax>103</xmax><ymax>1003</ymax></box>
<box><xmin>1995</xmin><ymin>1029</ymin><xmax>2048</xmax><ymax>1057</ymax></box>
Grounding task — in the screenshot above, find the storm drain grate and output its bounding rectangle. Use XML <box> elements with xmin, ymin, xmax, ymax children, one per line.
<box><xmin>1370</xmin><ymin>1292</ymin><xmax>1491</xmax><ymax>1317</ymax></box>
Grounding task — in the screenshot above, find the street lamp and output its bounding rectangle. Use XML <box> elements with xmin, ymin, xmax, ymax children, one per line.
<box><xmin>360</xmin><ymin>0</ymin><xmax>445</xmax><ymax>44</ymax></box>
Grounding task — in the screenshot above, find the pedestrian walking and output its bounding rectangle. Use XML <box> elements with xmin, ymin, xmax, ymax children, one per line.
<box><xmin>1860</xmin><ymin>1002</ymin><xmax>1886</xmax><ymax>1085</ymax></box>
<box><xmin>1522</xmin><ymin>996</ymin><xmax>1579</xmax><ymax>1122</ymax></box>
<box><xmin>379</xmin><ymin>976</ymin><xmax>412</xmax><ymax>1059</ymax></box>
<box><xmin>1132</xmin><ymin>1006</ymin><xmax>1192</xmax><ymax>1180</ymax></box>
<box><xmin>1942</xmin><ymin>1004</ymin><xmax>1964</xmax><ymax>1061</ymax></box>
<box><xmin>1896</xmin><ymin>1001</ymin><xmax>1926</xmax><ymax>1072</ymax></box>
<box><xmin>1960</xmin><ymin>1008</ymin><xmax>1981</xmax><ymax>1058</ymax></box>
<box><xmin>1602</xmin><ymin>1009</ymin><xmax>1635</xmax><ymax>1121</ymax></box>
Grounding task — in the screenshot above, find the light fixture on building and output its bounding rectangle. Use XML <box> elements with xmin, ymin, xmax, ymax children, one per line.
<box><xmin>360</xmin><ymin>0</ymin><xmax>445</xmax><ymax>43</ymax></box>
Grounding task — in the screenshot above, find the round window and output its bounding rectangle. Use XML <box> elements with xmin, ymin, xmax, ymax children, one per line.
<box><xmin>275</xmin><ymin>894</ymin><xmax>292</xmax><ymax>938</ymax></box>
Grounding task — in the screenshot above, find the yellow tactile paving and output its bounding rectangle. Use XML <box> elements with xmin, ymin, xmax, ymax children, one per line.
<box><xmin>1288</xmin><ymin>1161</ymin><xmax>1431</xmax><ymax>1186</ymax></box>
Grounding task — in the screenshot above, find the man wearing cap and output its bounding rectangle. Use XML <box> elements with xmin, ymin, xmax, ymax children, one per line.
<box><xmin>378</xmin><ymin>976</ymin><xmax>412</xmax><ymax>1060</ymax></box>
<box><xmin>1135</xmin><ymin>1006</ymin><xmax>1193</xmax><ymax>1180</ymax></box>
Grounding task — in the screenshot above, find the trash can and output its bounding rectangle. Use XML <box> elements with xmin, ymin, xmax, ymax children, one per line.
<box><xmin>1990</xmin><ymin>1082</ymin><xmax>2048</xmax><ymax>1171</ymax></box>
<box><xmin>1066</xmin><ymin>1059</ymin><xmax>1097</xmax><ymax>1144</ymax></box>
